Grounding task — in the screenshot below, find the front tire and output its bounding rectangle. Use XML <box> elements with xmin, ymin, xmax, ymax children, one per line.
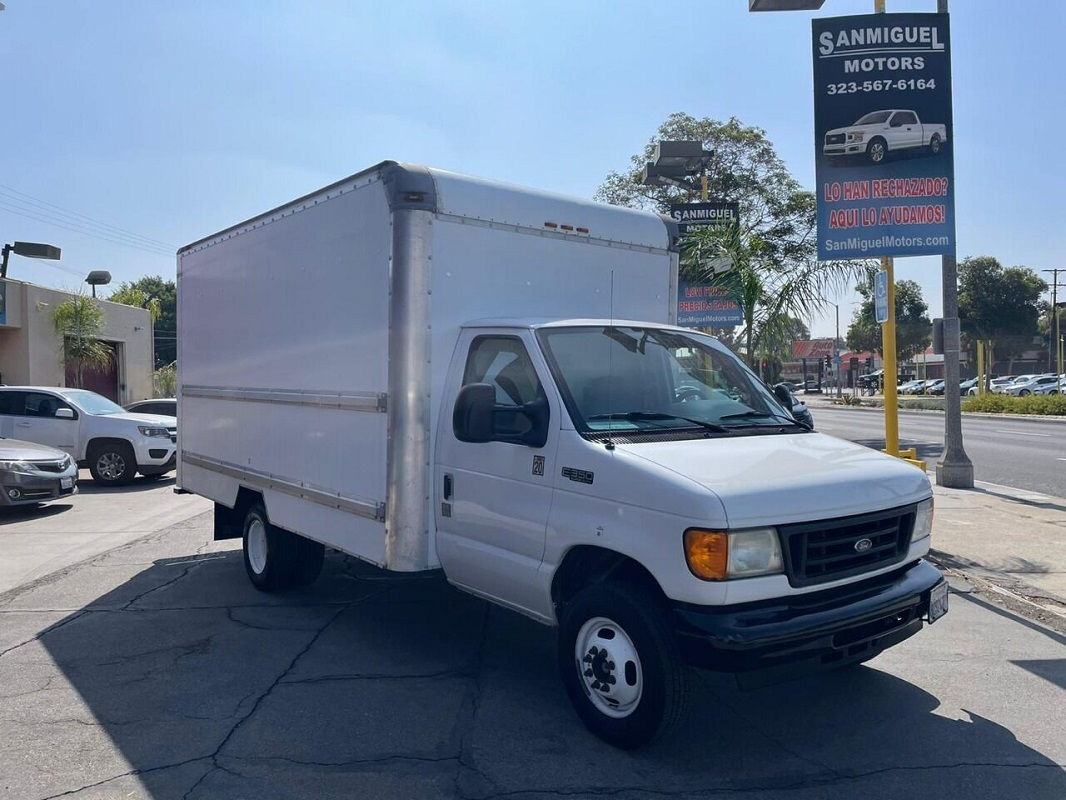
<box><xmin>867</xmin><ymin>138</ymin><xmax>887</xmax><ymax>164</ymax></box>
<box><xmin>558</xmin><ymin>582</ymin><xmax>688</xmax><ymax>749</ymax></box>
<box><xmin>1020</xmin><ymin>389</ymin><xmax>1031</xmax><ymax>396</ymax></box>
<box><xmin>88</xmin><ymin>441</ymin><xmax>137</xmax><ymax>485</ymax></box>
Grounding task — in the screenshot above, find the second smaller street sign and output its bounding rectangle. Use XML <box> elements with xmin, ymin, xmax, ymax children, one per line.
<box><xmin>672</xmin><ymin>201</ymin><xmax>743</xmax><ymax>328</ymax></box>
<box><xmin>874</xmin><ymin>270</ymin><xmax>890</xmax><ymax>323</ymax></box>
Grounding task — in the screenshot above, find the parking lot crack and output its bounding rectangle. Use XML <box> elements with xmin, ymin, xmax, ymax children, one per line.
<box><xmin>179</xmin><ymin>602</ymin><xmax>350</xmax><ymax>800</ymax></box>
<box><xmin>34</xmin><ymin>755</ymin><xmax>213</xmax><ymax>800</ymax></box>
<box><xmin>0</xmin><ymin>610</ymin><xmax>90</xmax><ymax>660</ymax></box>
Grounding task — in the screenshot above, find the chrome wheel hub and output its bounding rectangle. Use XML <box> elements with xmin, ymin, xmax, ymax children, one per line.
<box><xmin>96</xmin><ymin>452</ymin><xmax>125</xmax><ymax>480</ymax></box>
<box><xmin>247</xmin><ymin>518</ymin><xmax>268</xmax><ymax>575</ymax></box>
<box><xmin>575</xmin><ymin>616</ymin><xmax>642</xmax><ymax>718</ymax></box>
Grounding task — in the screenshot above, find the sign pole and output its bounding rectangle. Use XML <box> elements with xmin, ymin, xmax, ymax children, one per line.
<box><xmin>881</xmin><ymin>256</ymin><xmax>899</xmax><ymax>455</ymax></box>
<box><xmin>933</xmin><ymin>0</ymin><xmax>973</xmax><ymax>488</ymax></box>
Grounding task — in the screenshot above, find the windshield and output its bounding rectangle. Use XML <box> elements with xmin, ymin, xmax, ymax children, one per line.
<box><xmin>59</xmin><ymin>390</ymin><xmax>126</xmax><ymax>415</ymax></box>
<box><xmin>537</xmin><ymin>326</ymin><xmax>798</xmax><ymax>437</ymax></box>
<box><xmin>855</xmin><ymin>111</ymin><xmax>892</xmax><ymax>124</ymax></box>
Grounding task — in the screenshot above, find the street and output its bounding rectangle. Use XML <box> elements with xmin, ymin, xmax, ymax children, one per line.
<box><xmin>1</xmin><ymin>513</ymin><xmax>1063</xmax><ymax>800</ymax></box>
<box><xmin>810</xmin><ymin>404</ymin><xmax>1066</xmax><ymax>498</ymax></box>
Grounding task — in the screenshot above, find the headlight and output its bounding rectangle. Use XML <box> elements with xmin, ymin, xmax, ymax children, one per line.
<box><xmin>0</xmin><ymin>460</ymin><xmax>34</xmax><ymax>472</ymax></box>
<box><xmin>912</xmin><ymin>498</ymin><xmax>934</xmax><ymax>541</ymax></box>
<box><xmin>847</xmin><ymin>132</ymin><xmax>865</xmax><ymax>142</ymax></box>
<box><xmin>684</xmin><ymin>527</ymin><xmax>783</xmax><ymax>581</ymax></box>
<box><xmin>138</xmin><ymin>426</ymin><xmax>170</xmax><ymax>437</ymax></box>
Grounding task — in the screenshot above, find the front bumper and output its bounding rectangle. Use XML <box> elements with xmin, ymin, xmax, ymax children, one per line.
<box><xmin>823</xmin><ymin>143</ymin><xmax>866</xmax><ymax>155</ymax></box>
<box><xmin>674</xmin><ymin>559</ymin><xmax>945</xmax><ymax>685</ymax></box>
<box><xmin>132</xmin><ymin>437</ymin><xmax>177</xmax><ymax>467</ymax></box>
<box><xmin>0</xmin><ymin>468</ymin><xmax>78</xmax><ymax>506</ymax></box>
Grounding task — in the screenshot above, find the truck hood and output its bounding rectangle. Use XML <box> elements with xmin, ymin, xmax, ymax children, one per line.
<box><xmin>827</xmin><ymin>123</ymin><xmax>883</xmax><ymax>136</ymax></box>
<box><xmin>619</xmin><ymin>432</ymin><xmax>930</xmax><ymax>528</ymax></box>
<box><xmin>88</xmin><ymin>412</ymin><xmax>176</xmax><ymax>432</ymax></box>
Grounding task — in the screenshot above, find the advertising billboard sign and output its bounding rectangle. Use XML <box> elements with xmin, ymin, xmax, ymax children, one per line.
<box><xmin>668</xmin><ymin>201</ymin><xmax>739</xmax><ymax>235</ymax></box>
<box><xmin>813</xmin><ymin>13</ymin><xmax>955</xmax><ymax>260</ymax></box>
<box><xmin>671</xmin><ymin>201</ymin><xmax>742</xmax><ymax>327</ymax></box>
<box><xmin>677</xmin><ymin>281</ymin><xmax>743</xmax><ymax>327</ymax></box>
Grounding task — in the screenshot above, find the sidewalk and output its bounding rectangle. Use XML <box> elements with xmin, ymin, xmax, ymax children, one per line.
<box><xmin>930</xmin><ymin>481</ymin><xmax>1066</xmax><ymax>615</ymax></box>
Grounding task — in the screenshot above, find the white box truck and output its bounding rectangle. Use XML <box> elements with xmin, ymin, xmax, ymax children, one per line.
<box><xmin>178</xmin><ymin>161</ymin><xmax>948</xmax><ymax>748</ymax></box>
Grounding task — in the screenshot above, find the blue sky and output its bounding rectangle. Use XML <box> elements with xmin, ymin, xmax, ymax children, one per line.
<box><xmin>2</xmin><ymin>0</ymin><xmax>1061</xmax><ymax>338</ymax></box>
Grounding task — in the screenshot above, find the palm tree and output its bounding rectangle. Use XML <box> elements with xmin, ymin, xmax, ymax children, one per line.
<box><xmin>53</xmin><ymin>295</ymin><xmax>113</xmax><ymax>388</ymax></box>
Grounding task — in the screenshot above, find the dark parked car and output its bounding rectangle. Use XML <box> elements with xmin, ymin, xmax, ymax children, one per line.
<box><xmin>0</xmin><ymin>437</ymin><xmax>78</xmax><ymax>507</ymax></box>
<box><xmin>124</xmin><ymin>398</ymin><xmax>176</xmax><ymax>417</ymax></box>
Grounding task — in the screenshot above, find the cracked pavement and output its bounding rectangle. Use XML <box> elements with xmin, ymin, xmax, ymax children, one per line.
<box><xmin>0</xmin><ymin>512</ymin><xmax>1063</xmax><ymax>799</ymax></box>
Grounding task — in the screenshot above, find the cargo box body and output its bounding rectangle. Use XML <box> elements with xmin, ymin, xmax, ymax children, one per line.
<box><xmin>177</xmin><ymin>162</ymin><xmax>679</xmax><ymax>571</ymax></box>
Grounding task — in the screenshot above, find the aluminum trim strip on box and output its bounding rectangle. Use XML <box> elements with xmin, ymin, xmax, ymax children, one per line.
<box><xmin>182</xmin><ymin>385</ymin><xmax>387</xmax><ymax>412</ymax></box>
<box><xmin>182</xmin><ymin>451</ymin><xmax>386</xmax><ymax>521</ymax></box>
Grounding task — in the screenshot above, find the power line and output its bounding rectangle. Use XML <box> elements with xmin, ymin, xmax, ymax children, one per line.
<box><xmin>0</xmin><ymin>183</ymin><xmax>177</xmax><ymax>251</ymax></box>
<box><xmin>0</xmin><ymin>199</ymin><xmax>173</xmax><ymax>257</ymax></box>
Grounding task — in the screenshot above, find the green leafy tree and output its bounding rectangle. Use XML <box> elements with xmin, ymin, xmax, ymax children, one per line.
<box><xmin>846</xmin><ymin>278</ymin><xmax>931</xmax><ymax>362</ymax></box>
<box><xmin>53</xmin><ymin>295</ymin><xmax>112</xmax><ymax>388</ymax></box>
<box><xmin>109</xmin><ymin>276</ymin><xmax>175</xmax><ymax>367</ymax></box>
<box><xmin>601</xmin><ymin>112</ymin><xmax>867</xmax><ymax>368</ymax></box>
<box><xmin>958</xmin><ymin>256</ymin><xmax>1046</xmax><ymax>373</ymax></box>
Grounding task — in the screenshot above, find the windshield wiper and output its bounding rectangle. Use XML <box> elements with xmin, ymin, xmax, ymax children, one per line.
<box><xmin>718</xmin><ymin>410</ymin><xmax>807</xmax><ymax>427</ymax></box>
<box><xmin>586</xmin><ymin>411</ymin><xmax>731</xmax><ymax>433</ymax></box>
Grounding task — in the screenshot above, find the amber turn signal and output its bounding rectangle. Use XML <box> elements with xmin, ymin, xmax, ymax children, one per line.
<box><xmin>683</xmin><ymin>529</ymin><xmax>728</xmax><ymax>581</ymax></box>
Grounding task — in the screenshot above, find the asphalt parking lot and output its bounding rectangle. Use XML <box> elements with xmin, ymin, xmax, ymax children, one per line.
<box><xmin>1</xmin><ymin>512</ymin><xmax>1064</xmax><ymax>800</ymax></box>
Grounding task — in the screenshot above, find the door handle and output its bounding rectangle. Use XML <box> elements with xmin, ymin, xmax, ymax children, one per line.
<box><xmin>443</xmin><ymin>473</ymin><xmax>453</xmax><ymax>500</ymax></box>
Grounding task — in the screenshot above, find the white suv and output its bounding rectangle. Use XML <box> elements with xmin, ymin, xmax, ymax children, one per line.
<box><xmin>0</xmin><ymin>387</ymin><xmax>176</xmax><ymax>485</ymax></box>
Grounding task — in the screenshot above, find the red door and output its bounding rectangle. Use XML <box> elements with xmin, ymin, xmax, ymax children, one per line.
<box><xmin>65</xmin><ymin>340</ymin><xmax>119</xmax><ymax>401</ymax></box>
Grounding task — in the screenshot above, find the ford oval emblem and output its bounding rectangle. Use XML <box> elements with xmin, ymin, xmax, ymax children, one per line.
<box><xmin>854</xmin><ymin>538</ymin><xmax>873</xmax><ymax>553</ymax></box>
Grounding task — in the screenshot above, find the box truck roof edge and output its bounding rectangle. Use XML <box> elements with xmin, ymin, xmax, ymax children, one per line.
<box><xmin>177</xmin><ymin>161</ymin><xmax>681</xmax><ymax>256</ymax></box>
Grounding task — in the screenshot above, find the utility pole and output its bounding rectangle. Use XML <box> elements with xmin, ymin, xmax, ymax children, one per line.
<box><xmin>933</xmin><ymin>0</ymin><xmax>973</xmax><ymax>488</ymax></box>
<box><xmin>1044</xmin><ymin>268</ymin><xmax>1063</xmax><ymax>377</ymax></box>
<box><xmin>835</xmin><ymin>303</ymin><xmax>842</xmax><ymax>398</ymax></box>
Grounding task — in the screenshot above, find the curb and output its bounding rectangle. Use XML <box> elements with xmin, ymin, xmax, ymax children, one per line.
<box><xmin>810</xmin><ymin>401</ymin><xmax>1066</xmax><ymax>424</ymax></box>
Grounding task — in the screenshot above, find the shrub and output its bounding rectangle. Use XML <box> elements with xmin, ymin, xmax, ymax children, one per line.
<box><xmin>962</xmin><ymin>393</ymin><xmax>1066</xmax><ymax>415</ymax></box>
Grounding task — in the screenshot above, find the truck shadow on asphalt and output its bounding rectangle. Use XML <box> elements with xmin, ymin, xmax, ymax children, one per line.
<box><xmin>76</xmin><ymin>475</ymin><xmax>177</xmax><ymax>495</ymax></box>
<box><xmin>17</xmin><ymin>546</ymin><xmax>1066</xmax><ymax>799</ymax></box>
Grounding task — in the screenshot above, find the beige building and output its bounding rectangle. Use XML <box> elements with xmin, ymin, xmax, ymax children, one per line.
<box><xmin>0</xmin><ymin>279</ymin><xmax>153</xmax><ymax>404</ymax></box>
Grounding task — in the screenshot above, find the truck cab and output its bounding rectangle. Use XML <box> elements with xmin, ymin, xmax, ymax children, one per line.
<box><xmin>435</xmin><ymin>319</ymin><xmax>943</xmax><ymax>747</ymax></box>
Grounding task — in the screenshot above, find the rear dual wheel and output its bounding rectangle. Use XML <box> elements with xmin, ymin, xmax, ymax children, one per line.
<box><xmin>242</xmin><ymin>503</ymin><xmax>324</xmax><ymax>591</ymax></box>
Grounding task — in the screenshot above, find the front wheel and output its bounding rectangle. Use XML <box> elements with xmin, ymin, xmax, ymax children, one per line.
<box><xmin>558</xmin><ymin>582</ymin><xmax>688</xmax><ymax>749</ymax></box>
<box><xmin>1019</xmin><ymin>389</ymin><xmax>1031</xmax><ymax>396</ymax></box>
<box><xmin>867</xmin><ymin>138</ymin><xmax>887</xmax><ymax>164</ymax></box>
<box><xmin>88</xmin><ymin>441</ymin><xmax>137</xmax><ymax>485</ymax></box>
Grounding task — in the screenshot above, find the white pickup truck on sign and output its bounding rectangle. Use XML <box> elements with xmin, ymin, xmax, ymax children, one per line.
<box><xmin>823</xmin><ymin>110</ymin><xmax>947</xmax><ymax>164</ymax></box>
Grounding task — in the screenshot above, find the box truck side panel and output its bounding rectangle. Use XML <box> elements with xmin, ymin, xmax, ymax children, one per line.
<box><xmin>178</xmin><ymin>176</ymin><xmax>393</xmax><ymax>566</ymax></box>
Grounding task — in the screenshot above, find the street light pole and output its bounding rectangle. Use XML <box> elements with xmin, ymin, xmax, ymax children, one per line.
<box><xmin>934</xmin><ymin>0</ymin><xmax>973</xmax><ymax>488</ymax></box>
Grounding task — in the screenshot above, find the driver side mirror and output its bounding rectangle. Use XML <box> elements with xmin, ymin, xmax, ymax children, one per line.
<box><xmin>453</xmin><ymin>383</ymin><xmax>495</xmax><ymax>443</ymax></box>
<box><xmin>55</xmin><ymin>407</ymin><xmax>75</xmax><ymax>420</ymax></box>
<box><xmin>452</xmin><ymin>383</ymin><xmax>549</xmax><ymax>448</ymax></box>
<box><xmin>772</xmin><ymin>384</ymin><xmax>793</xmax><ymax>409</ymax></box>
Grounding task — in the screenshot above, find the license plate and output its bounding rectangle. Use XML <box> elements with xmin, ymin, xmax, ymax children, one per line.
<box><xmin>60</xmin><ymin>477</ymin><xmax>74</xmax><ymax>490</ymax></box>
<box><xmin>928</xmin><ymin>581</ymin><xmax>949</xmax><ymax>623</ymax></box>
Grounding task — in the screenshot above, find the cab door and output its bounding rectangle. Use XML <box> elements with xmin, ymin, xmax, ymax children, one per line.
<box><xmin>435</xmin><ymin>330</ymin><xmax>560</xmax><ymax>617</ymax></box>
